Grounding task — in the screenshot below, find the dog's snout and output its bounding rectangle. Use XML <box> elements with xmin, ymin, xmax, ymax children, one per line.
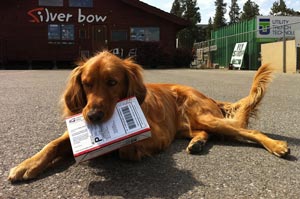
<box><xmin>87</xmin><ymin>109</ymin><xmax>104</xmax><ymax>123</ymax></box>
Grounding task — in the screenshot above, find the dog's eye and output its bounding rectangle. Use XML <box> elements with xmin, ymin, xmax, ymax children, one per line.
<box><xmin>107</xmin><ymin>79</ymin><xmax>118</xmax><ymax>87</ymax></box>
<box><xmin>83</xmin><ymin>82</ymin><xmax>93</xmax><ymax>89</ymax></box>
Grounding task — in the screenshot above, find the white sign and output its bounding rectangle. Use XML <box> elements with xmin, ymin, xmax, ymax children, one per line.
<box><xmin>27</xmin><ymin>8</ymin><xmax>107</xmax><ymax>23</ymax></box>
<box><xmin>257</xmin><ymin>16</ymin><xmax>300</xmax><ymax>38</ymax></box>
<box><xmin>66</xmin><ymin>97</ymin><xmax>151</xmax><ymax>163</ymax></box>
<box><xmin>203</xmin><ymin>45</ymin><xmax>217</xmax><ymax>53</ymax></box>
<box><xmin>230</xmin><ymin>42</ymin><xmax>247</xmax><ymax>69</ymax></box>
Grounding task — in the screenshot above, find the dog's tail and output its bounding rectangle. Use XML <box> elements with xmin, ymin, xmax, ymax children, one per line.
<box><xmin>217</xmin><ymin>64</ymin><xmax>273</xmax><ymax>128</ymax></box>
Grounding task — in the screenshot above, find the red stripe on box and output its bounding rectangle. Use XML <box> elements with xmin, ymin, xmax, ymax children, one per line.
<box><xmin>65</xmin><ymin>113</ymin><xmax>83</xmax><ymax>119</ymax></box>
<box><xmin>117</xmin><ymin>96</ymin><xmax>135</xmax><ymax>102</ymax></box>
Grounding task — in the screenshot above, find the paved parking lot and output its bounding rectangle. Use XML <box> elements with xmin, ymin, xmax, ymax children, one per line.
<box><xmin>1</xmin><ymin>68</ymin><xmax>300</xmax><ymax>198</ymax></box>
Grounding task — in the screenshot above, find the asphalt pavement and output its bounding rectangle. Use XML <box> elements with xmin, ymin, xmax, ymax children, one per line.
<box><xmin>1</xmin><ymin>68</ymin><xmax>300</xmax><ymax>199</ymax></box>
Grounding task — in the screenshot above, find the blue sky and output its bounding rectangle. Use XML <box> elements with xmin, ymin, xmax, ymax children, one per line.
<box><xmin>140</xmin><ymin>0</ymin><xmax>300</xmax><ymax>24</ymax></box>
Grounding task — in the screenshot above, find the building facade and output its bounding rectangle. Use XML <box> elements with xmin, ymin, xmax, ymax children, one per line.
<box><xmin>0</xmin><ymin>0</ymin><xmax>188</xmax><ymax>66</ymax></box>
<box><xmin>196</xmin><ymin>16</ymin><xmax>300</xmax><ymax>71</ymax></box>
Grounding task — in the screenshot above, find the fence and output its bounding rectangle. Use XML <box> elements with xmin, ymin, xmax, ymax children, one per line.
<box><xmin>193</xmin><ymin>17</ymin><xmax>300</xmax><ymax>72</ymax></box>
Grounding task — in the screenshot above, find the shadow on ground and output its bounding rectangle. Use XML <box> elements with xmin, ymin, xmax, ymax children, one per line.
<box><xmin>87</xmin><ymin>140</ymin><xmax>203</xmax><ymax>199</ymax></box>
<box><xmin>9</xmin><ymin>133</ymin><xmax>298</xmax><ymax>198</ymax></box>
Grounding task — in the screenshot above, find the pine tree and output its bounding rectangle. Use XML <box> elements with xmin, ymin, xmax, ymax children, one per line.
<box><xmin>270</xmin><ymin>0</ymin><xmax>294</xmax><ymax>16</ymax></box>
<box><xmin>214</xmin><ymin>0</ymin><xmax>227</xmax><ymax>30</ymax></box>
<box><xmin>206</xmin><ymin>17</ymin><xmax>213</xmax><ymax>40</ymax></box>
<box><xmin>171</xmin><ymin>0</ymin><xmax>201</xmax><ymax>49</ymax></box>
<box><xmin>171</xmin><ymin>0</ymin><xmax>183</xmax><ymax>17</ymax></box>
<box><xmin>240</xmin><ymin>0</ymin><xmax>260</xmax><ymax>21</ymax></box>
<box><xmin>229</xmin><ymin>0</ymin><xmax>240</xmax><ymax>24</ymax></box>
<box><xmin>183</xmin><ymin>0</ymin><xmax>201</xmax><ymax>25</ymax></box>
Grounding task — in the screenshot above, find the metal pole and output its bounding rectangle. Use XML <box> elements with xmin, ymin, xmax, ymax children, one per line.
<box><xmin>208</xmin><ymin>40</ymin><xmax>211</xmax><ymax>68</ymax></box>
<box><xmin>226</xmin><ymin>37</ymin><xmax>228</xmax><ymax>66</ymax></box>
<box><xmin>283</xmin><ymin>25</ymin><xmax>286</xmax><ymax>73</ymax></box>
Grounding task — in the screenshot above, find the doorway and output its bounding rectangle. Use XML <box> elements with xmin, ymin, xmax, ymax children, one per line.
<box><xmin>92</xmin><ymin>25</ymin><xmax>107</xmax><ymax>52</ymax></box>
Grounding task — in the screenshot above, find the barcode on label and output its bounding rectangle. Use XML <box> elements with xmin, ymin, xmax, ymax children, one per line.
<box><xmin>121</xmin><ymin>105</ymin><xmax>137</xmax><ymax>130</ymax></box>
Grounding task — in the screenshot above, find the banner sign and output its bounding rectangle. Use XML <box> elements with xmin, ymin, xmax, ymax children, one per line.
<box><xmin>230</xmin><ymin>42</ymin><xmax>247</xmax><ymax>69</ymax></box>
<box><xmin>257</xmin><ymin>16</ymin><xmax>300</xmax><ymax>38</ymax></box>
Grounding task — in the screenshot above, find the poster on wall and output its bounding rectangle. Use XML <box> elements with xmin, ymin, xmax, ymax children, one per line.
<box><xmin>230</xmin><ymin>42</ymin><xmax>247</xmax><ymax>69</ymax></box>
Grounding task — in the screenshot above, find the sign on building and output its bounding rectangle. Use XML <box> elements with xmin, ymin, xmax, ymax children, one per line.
<box><xmin>230</xmin><ymin>42</ymin><xmax>247</xmax><ymax>69</ymax></box>
<box><xmin>257</xmin><ymin>16</ymin><xmax>300</xmax><ymax>38</ymax></box>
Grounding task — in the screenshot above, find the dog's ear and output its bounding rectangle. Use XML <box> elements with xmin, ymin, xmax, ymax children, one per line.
<box><xmin>62</xmin><ymin>66</ymin><xmax>87</xmax><ymax>117</ymax></box>
<box><xmin>123</xmin><ymin>58</ymin><xmax>147</xmax><ymax>104</ymax></box>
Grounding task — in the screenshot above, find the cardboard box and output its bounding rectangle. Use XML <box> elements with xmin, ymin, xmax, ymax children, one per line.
<box><xmin>66</xmin><ymin>97</ymin><xmax>151</xmax><ymax>163</ymax></box>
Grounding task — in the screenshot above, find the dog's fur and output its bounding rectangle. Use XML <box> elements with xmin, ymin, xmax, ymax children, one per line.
<box><xmin>8</xmin><ymin>51</ymin><xmax>290</xmax><ymax>182</ymax></box>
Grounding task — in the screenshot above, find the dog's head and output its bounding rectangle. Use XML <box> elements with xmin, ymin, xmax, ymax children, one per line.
<box><xmin>62</xmin><ymin>51</ymin><xmax>147</xmax><ymax>123</ymax></box>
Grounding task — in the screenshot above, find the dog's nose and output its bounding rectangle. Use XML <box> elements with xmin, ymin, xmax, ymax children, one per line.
<box><xmin>87</xmin><ymin>109</ymin><xmax>104</xmax><ymax>123</ymax></box>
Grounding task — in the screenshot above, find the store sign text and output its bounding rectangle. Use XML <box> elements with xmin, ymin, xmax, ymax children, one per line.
<box><xmin>27</xmin><ymin>8</ymin><xmax>107</xmax><ymax>23</ymax></box>
<box><xmin>257</xmin><ymin>16</ymin><xmax>300</xmax><ymax>38</ymax></box>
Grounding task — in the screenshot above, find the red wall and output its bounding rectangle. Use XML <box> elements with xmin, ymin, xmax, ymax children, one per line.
<box><xmin>0</xmin><ymin>0</ymin><xmax>184</xmax><ymax>64</ymax></box>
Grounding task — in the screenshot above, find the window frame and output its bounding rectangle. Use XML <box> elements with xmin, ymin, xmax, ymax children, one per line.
<box><xmin>48</xmin><ymin>24</ymin><xmax>75</xmax><ymax>44</ymax></box>
<box><xmin>48</xmin><ymin>24</ymin><xmax>61</xmax><ymax>40</ymax></box>
<box><xmin>39</xmin><ymin>0</ymin><xmax>63</xmax><ymax>7</ymax></box>
<box><xmin>111</xmin><ymin>30</ymin><xmax>128</xmax><ymax>42</ymax></box>
<box><xmin>69</xmin><ymin>0</ymin><xmax>93</xmax><ymax>8</ymax></box>
<box><xmin>61</xmin><ymin>24</ymin><xmax>75</xmax><ymax>41</ymax></box>
<box><xmin>130</xmin><ymin>27</ymin><xmax>160</xmax><ymax>42</ymax></box>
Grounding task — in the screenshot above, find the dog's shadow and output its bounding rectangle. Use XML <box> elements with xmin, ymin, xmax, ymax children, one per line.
<box><xmin>87</xmin><ymin>140</ymin><xmax>203</xmax><ymax>199</ymax></box>
<box><xmin>208</xmin><ymin>133</ymin><xmax>299</xmax><ymax>161</ymax></box>
<box><xmin>12</xmin><ymin>132</ymin><xmax>298</xmax><ymax>195</ymax></box>
<box><xmin>86</xmin><ymin>133</ymin><xmax>299</xmax><ymax>199</ymax></box>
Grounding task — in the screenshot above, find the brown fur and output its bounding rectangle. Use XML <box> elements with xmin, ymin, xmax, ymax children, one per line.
<box><xmin>8</xmin><ymin>51</ymin><xmax>289</xmax><ymax>182</ymax></box>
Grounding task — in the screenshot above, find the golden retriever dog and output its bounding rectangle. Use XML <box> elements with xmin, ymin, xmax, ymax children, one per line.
<box><xmin>8</xmin><ymin>51</ymin><xmax>290</xmax><ymax>182</ymax></box>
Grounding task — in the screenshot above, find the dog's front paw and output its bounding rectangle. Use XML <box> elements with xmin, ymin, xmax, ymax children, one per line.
<box><xmin>8</xmin><ymin>158</ymin><xmax>42</xmax><ymax>182</ymax></box>
<box><xmin>271</xmin><ymin>140</ymin><xmax>290</xmax><ymax>157</ymax></box>
<box><xmin>264</xmin><ymin>140</ymin><xmax>290</xmax><ymax>158</ymax></box>
<box><xmin>186</xmin><ymin>140</ymin><xmax>206</xmax><ymax>154</ymax></box>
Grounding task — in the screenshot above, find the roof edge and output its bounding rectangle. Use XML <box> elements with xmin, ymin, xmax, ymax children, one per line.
<box><xmin>121</xmin><ymin>0</ymin><xmax>190</xmax><ymax>27</ymax></box>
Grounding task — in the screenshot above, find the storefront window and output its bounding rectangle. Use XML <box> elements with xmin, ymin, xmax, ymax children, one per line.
<box><xmin>39</xmin><ymin>0</ymin><xmax>63</xmax><ymax>6</ymax></box>
<box><xmin>130</xmin><ymin>27</ymin><xmax>160</xmax><ymax>42</ymax></box>
<box><xmin>69</xmin><ymin>0</ymin><xmax>93</xmax><ymax>7</ymax></box>
<box><xmin>111</xmin><ymin>30</ymin><xmax>127</xmax><ymax>41</ymax></box>
<box><xmin>48</xmin><ymin>24</ymin><xmax>61</xmax><ymax>40</ymax></box>
<box><xmin>48</xmin><ymin>24</ymin><xmax>74</xmax><ymax>41</ymax></box>
<box><xmin>61</xmin><ymin>25</ymin><xmax>74</xmax><ymax>40</ymax></box>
